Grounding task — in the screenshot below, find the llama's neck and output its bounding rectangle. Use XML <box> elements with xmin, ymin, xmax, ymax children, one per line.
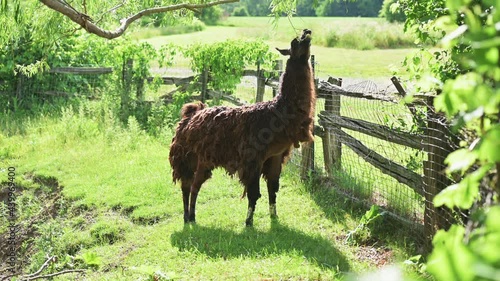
<box><xmin>276</xmin><ymin>59</ymin><xmax>316</xmax><ymax>118</ymax></box>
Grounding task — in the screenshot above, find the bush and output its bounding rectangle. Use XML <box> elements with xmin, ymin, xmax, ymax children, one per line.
<box><xmin>341</xmin><ymin>31</ymin><xmax>376</xmax><ymax>50</ymax></box>
<box><xmin>323</xmin><ymin>29</ymin><xmax>340</xmax><ymax>48</ymax></box>
<box><xmin>232</xmin><ymin>6</ymin><xmax>249</xmax><ymax>16</ymax></box>
<box><xmin>379</xmin><ymin>0</ymin><xmax>406</xmax><ymax>23</ymax></box>
<box><xmin>196</xmin><ymin>6</ymin><xmax>223</xmax><ymax>26</ymax></box>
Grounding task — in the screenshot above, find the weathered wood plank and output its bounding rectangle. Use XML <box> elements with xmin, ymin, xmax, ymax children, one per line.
<box><xmin>328</xmin><ymin>127</ymin><xmax>424</xmax><ymax>197</ymax></box>
<box><xmin>423</xmin><ymin>96</ymin><xmax>456</xmax><ymax>250</ymax></box>
<box><xmin>326</xmin><ymin>77</ymin><xmax>342</xmax><ymax>172</ymax></box>
<box><xmin>319</xmin><ymin>112</ymin><xmax>424</xmax><ymax>150</ymax></box>
<box><xmin>207</xmin><ymin>90</ymin><xmax>247</xmax><ymax>106</ymax></box>
<box><xmin>49</xmin><ymin>67</ymin><xmax>113</xmax><ymax>74</ymax></box>
<box><xmin>317</xmin><ymin>80</ymin><xmax>398</xmax><ymax>103</ymax></box>
<box><xmin>146</xmin><ymin>76</ymin><xmax>196</xmax><ymax>86</ymax></box>
<box><xmin>255</xmin><ymin>62</ymin><xmax>265</xmax><ymax>102</ymax></box>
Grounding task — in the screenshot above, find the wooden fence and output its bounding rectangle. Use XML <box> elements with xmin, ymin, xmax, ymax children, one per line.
<box><xmin>156</xmin><ymin>57</ymin><xmax>460</xmax><ymax>246</ymax></box>
<box><xmin>312</xmin><ymin>76</ymin><xmax>457</xmax><ymax>249</ymax></box>
<box><xmin>21</xmin><ymin>60</ymin><xmax>457</xmax><ymax>248</ymax></box>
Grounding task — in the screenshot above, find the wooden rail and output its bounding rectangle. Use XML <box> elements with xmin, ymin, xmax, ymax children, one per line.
<box><xmin>49</xmin><ymin>67</ymin><xmax>113</xmax><ymax>74</ymax></box>
<box><xmin>319</xmin><ymin>112</ymin><xmax>424</xmax><ymax>150</ymax></box>
<box><xmin>327</xmin><ymin>126</ymin><xmax>424</xmax><ymax>197</ymax></box>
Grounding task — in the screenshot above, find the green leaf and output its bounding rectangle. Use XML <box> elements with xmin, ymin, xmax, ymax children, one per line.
<box><xmin>445</xmin><ymin>148</ymin><xmax>478</xmax><ymax>174</ymax></box>
<box><xmin>360</xmin><ymin>205</ymin><xmax>381</xmax><ymax>224</ymax></box>
<box><xmin>79</xmin><ymin>251</ymin><xmax>102</xmax><ymax>267</ymax></box>
<box><xmin>478</xmin><ymin>125</ymin><xmax>500</xmax><ymax>163</ymax></box>
<box><xmin>434</xmin><ymin>165</ymin><xmax>490</xmax><ymax>209</ymax></box>
<box><xmin>427</xmin><ymin>225</ymin><xmax>475</xmax><ymax>281</ymax></box>
<box><xmin>485</xmin><ymin>206</ymin><xmax>500</xmax><ymax>232</ymax></box>
<box><xmin>434</xmin><ymin>88</ymin><xmax>460</xmax><ymax>116</ymax></box>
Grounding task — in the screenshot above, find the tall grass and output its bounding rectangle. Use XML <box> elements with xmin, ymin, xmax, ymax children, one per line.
<box><xmin>319</xmin><ymin>23</ymin><xmax>417</xmax><ymax>50</ymax></box>
<box><xmin>219</xmin><ymin>17</ymin><xmax>418</xmax><ymax>50</ymax></box>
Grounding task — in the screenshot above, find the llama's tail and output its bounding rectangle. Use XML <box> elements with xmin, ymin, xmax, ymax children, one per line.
<box><xmin>180</xmin><ymin>102</ymin><xmax>206</xmax><ymax>119</ymax></box>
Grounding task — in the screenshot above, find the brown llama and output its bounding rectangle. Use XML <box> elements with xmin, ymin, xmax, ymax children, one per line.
<box><xmin>169</xmin><ymin>29</ymin><xmax>316</xmax><ymax>226</ymax></box>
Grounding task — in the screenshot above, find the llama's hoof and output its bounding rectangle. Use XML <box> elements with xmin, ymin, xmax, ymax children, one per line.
<box><xmin>187</xmin><ymin>213</ymin><xmax>196</xmax><ymax>223</ymax></box>
<box><xmin>245</xmin><ymin>207</ymin><xmax>254</xmax><ymax>227</ymax></box>
<box><xmin>269</xmin><ymin>204</ymin><xmax>278</xmax><ymax>219</ymax></box>
<box><xmin>245</xmin><ymin>218</ymin><xmax>253</xmax><ymax>227</ymax></box>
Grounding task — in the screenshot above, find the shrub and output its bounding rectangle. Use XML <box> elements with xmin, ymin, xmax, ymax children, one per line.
<box><xmin>323</xmin><ymin>29</ymin><xmax>340</xmax><ymax>48</ymax></box>
<box><xmin>379</xmin><ymin>0</ymin><xmax>406</xmax><ymax>23</ymax></box>
<box><xmin>340</xmin><ymin>31</ymin><xmax>375</xmax><ymax>50</ymax></box>
<box><xmin>196</xmin><ymin>6</ymin><xmax>223</xmax><ymax>26</ymax></box>
<box><xmin>232</xmin><ymin>6</ymin><xmax>249</xmax><ymax>16</ymax></box>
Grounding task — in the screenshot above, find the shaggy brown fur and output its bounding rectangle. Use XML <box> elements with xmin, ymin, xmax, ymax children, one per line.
<box><xmin>169</xmin><ymin>29</ymin><xmax>316</xmax><ymax>226</ymax></box>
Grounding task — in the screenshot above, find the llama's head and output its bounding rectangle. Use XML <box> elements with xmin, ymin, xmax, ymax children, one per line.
<box><xmin>276</xmin><ymin>29</ymin><xmax>312</xmax><ymax>61</ymax></box>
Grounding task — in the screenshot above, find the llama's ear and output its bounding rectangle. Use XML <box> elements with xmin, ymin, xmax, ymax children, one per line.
<box><xmin>276</xmin><ymin>47</ymin><xmax>290</xmax><ymax>56</ymax></box>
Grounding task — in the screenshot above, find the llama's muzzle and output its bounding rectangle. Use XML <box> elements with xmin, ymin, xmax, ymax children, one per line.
<box><xmin>300</xmin><ymin>29</ymin><xmax>312</xmax><ymax>41</ymax></box>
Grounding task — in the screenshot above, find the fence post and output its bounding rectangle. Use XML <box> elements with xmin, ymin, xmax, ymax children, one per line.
<box><xmin>323</xmin><ymin>77</ymin><xmax>342</xmax><ymax>176</ymax></box>
<box><xmin>272</xmin><ymin>60</ymin><xmax>283</xmax><ymax>97</ymax></box>
<box><xmin>201</xmin><ymin>66</ymin><xmax>208</xmax><ymax>103</ymax></box>
<box><xmin>121</xmin><ymin>58</ymin><xmax>134</xmax><ymax>122</ymax></box>
<box><xmin>15</xmin><ymin>73</ymin><xmax>25</xmax><ymax>100</ymax></box>
<box><xmin>423</xmin><ymin>96</ymin><xmax>455</xmax><ymax>251</ymax></box>
<box><xmin>256</xmin><ymin>61</ymin><xmax>265</xmax><ymax>102</ymax></box>
<box><xmin>300</xmin><ymin>55</ymin><xmax>316</xmax><ymax>179</ymax></box>
<box><xmin>136</xmin><ymin>77</ymin><xmax>145</xmax><ymax>102</ymax></box>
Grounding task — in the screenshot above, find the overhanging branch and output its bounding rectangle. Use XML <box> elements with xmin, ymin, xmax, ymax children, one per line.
<box><xmin>38</xmin><ymin>0</ymin><xmax>239</xmax><ymax>39</ymax></box>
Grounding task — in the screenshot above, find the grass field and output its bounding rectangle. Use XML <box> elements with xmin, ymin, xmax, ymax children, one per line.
<box><xmin>0</xmin><ymin>101</ymin><xmax>421</xmax><ymax>280</ymax></box>
<box><xmin>138</xmin><ymin>17</ymin><xmax>418</xmax><ymax>78</ymax></box>
<box><xmin>0</xmin><ymin>17</ymin><xmax>426</xmax><ymax>281</ymax></box>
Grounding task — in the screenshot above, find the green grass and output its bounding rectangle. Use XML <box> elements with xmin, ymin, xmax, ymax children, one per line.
<box><xmin>0</xmin><ymin>97</ymin><xmax>422</xmax><ymax>280</ymax></box>
<box><xmin>140</xmin><ymin>16</ymin><xmax>418</xmax><ymax>78</ymax></box>
<box><xmin>0</xmin><ymin>17</ymin><xmax>426</xmax><ymax>279</ymax></box>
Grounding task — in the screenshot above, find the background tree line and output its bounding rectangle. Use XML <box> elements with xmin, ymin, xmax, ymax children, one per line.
<box><xmin>224</xmin><ymin>0</ymin><xmax>386</xmax><ymax>17</ymax></box>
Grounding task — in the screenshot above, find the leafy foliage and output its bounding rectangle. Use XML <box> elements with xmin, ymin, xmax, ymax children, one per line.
<box><xmin>346</xmin><ymin>205</ymin><xmax>386</xmax><ymax>244</ymax></box>
<box><xmin>379</xmin><ymin>0</ymin><xmax>406</xmax><ymax>23</ymax></box>
<box><xmin>402</xmin><ymin>0</ymin><xmax>500</xmax><ymax>279</ymax></box>
<box><xmin>196</xmin><ymin>5</ymin><xmax>223</xmax><ymax>25</ymax></box>
<box><xmin>183</xmin><ymin>39</ymin><xmax>278</xmax><ymax>92</ymax></box>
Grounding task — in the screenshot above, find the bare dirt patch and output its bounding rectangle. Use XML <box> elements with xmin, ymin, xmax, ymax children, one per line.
<box><xmin>356</xmin><ymin>246</ymin><xmax>393</xmax><ymax>268</ymax></box>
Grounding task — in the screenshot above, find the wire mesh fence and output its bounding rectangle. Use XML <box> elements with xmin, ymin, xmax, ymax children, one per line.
<box><xmin>283</xmin><ymin>68</ymin><xmax>465</xmax><ymax>244</ymax></box>
<box><xmin>4</xmin><ymin>58</ymin><xmax>464</xmax><ymax>246</ymax></box>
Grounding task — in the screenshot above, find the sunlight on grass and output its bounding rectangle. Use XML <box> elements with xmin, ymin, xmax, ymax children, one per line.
<box><xmin>140</xmin><ymin>17</ymin><xmax>417</xmax><ymax>78</ymax></box>
<box><xmin>0</xmin><ymin>102</ymin><xmax>386</xmax><ymax>280</ymax></box>
<box><xmin>0</xmin><ymin>17</ymin><xmax>425</xmax><ymax>279</ymax></box>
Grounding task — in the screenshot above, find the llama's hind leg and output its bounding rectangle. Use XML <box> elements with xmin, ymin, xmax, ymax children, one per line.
<box><xmin>242</xmin><ymin>164</ymin><xmax>263</xmax><ymax>227</ymax></box>
<box><xmin>262</xmin><ymin>156</ymin><xmax>282</xmax><ymax>219</ymax></box>
<box><xmin>188</xmin><ymin>166</ymin><xmax>212</xmax><ymax>223</ymax></box>
<box><xmin>181</xmin><ymin>179</ymin><xmax>192</xmax><ymax>223</ymax></box>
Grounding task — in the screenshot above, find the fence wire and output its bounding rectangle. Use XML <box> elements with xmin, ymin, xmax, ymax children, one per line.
<box><xmin>286</xmin><ymin>75</ymin><xmax>467</xmax><ymax>241</ymax></box>
<box><xmin>7</xmin><ymin>63</ymin><xmax>466</xmax><ymax>244</ymax></box>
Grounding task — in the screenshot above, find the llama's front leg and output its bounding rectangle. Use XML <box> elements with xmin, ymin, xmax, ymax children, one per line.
<box><xmin>245</xmin><ymin>172</ymin><xmax>262</xmax><ymax>227</ymax></box>
<box><xmin>181</xmin><ymin>181</ymin><xmax>191</xmax><ymax>223</ymax></box>
<box><xmin>188</xmin><ymin>168</ymin><xmax>211</xmax><ymax>223</ymax></box>
<box><xmin>267</xmin><ymin>179</ymin><xmax>279</xmax><ymax>219</ymax></box>
<box><xmin>263</xmin><ymin>155</ymin><xmax>282</xmax><ymax>220</ymax></box>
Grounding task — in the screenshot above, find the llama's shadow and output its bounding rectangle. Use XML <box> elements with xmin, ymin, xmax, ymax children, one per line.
<box><xmin>170</xmin><ymin>220</ymin><xmax>350</xmax><ymax>271</ymax></box>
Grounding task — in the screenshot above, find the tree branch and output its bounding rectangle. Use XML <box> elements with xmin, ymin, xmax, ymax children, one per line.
<box><xmin>38</xmin><ymin>0</ymin><xmax>239</xmax><ymax>39</ymax></box>
<box><xmin>21</xmin><ymin>269</ymin><xmax>85</xmax><ymax>281</ymax></box>
<box><xmin>23</xmin><ymin>256</ymin><xmax>55</xmax><ymax>278</ymax></box>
